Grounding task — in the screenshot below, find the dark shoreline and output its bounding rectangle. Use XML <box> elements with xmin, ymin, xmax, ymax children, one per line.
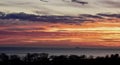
<box><xmin>0</xmin><ymin>53</ymin><xmax>120</xmax><ymax>65</ymax></box>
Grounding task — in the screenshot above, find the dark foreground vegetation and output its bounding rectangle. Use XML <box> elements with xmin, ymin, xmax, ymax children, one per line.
<box><xmin>0</xmin><ymin>53</ymin><xmax>120</xmax><ymax>65</ymax></box>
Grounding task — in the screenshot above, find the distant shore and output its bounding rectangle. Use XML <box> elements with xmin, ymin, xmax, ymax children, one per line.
<box><xmin>0</xmin><ymin>47</ymin><xmax>120</xmax><ymax>57</ymax></box>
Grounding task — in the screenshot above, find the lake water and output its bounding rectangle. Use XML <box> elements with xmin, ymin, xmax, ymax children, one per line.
<box><xmin>0</xmin><ymin>47</ymin><xmax>120</xmax><ymax>57</ymax></box>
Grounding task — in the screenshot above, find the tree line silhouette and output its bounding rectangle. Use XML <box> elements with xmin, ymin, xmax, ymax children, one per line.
<box><xmin>0</xmin><ymin>53</ymin><xmax>120</xmax><ymax>65</ymax></box>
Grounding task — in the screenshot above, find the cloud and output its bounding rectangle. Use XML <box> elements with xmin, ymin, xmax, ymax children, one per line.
<box><xmin>100</xmin><ymin>0</ymin><xmax>120</xmax><ymax>8</ymax></box>
<box><xmin>0</xmin><ymin>12</ymin><xmax>120</xmax><ymax>47</ymax></box>
<box><xmin>0</xmin><ymin>30</ymin><xmax>16</xmax><ymax>35</ymax></box>
<box><xmin>0</xmin><ymin>12</ymin><xmax>91</xmax><ymax>24</ymax></box>
<box><xmin>97</xmin><ymin>13</ymin><xmax>120</xmax><ymax>18</ymax></box>
<box><xmin>0</xmin><ymin>12</ymin><xmax>120</xmax><ymax>26</ymax></box>
<box><xmin>102</xmin><ymin>39</ymin><xmax>120</xmax><ymax>42</ymax></box>
<box><xmin>4</xmin><ymin>12</ymin><xmax>37</xmax><ymax>20</ymax></box>
<box><xmin>9</xmin><ymin>2</ymin><xmax>32</xmax><ymax>5</ymax></box>
<box><xmin>40</xmin><ymin>0</ymin><xmax>48</xmax><ymax>2</ymax></box>
<box><xmin>0</xmin><ymin>3</ymin><xmax>9</xmax><ymax>6</ymax></box>
<box><xmin>80</xmin><ymin>14</ymin><xmax>103</xmax><ymax>19</ymax></box>
<box><xmin>0</xmin><ymin>0</ymin><xmax>120</xmax><ymax>16</ymax></box>
<box><xmin>0</xmin><ymin>1</ymin><xmax>33</xmax><ymax>7</ymax></box>
<box><xmin>5</xmin><ymin>27</ymin><xmax>46</xmax><ymax>32</ymax></box>
<box><xmin>71</xmin><ymin>0</ymin><xmax>88</xmax><ymax>5</ymax></box>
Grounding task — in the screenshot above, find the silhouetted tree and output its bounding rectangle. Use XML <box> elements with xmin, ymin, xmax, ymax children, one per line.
<box><xmin>0</xmin><ymin>53</ymin><xmax>9</xmax><ymax>65</ymax></box>
<box><xmin>9</xmin><ymin>55</ymin><xmax>22</xmax><ymax>65</ymax></box>
<box><xmin>0</xmin><ymin>53</ymin><xmax>120</xmax><ymax>65</ymax></box>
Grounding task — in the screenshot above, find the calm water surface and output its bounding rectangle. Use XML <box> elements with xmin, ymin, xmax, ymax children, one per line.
<box><xmin>0</xmin><ymin>47</ymin><xmax>120</xmax><ymax>57</ymax></box>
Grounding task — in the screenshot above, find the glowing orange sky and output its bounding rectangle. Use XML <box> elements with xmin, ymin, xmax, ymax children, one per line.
<box><xmin>0</xmin><ymin>18</ymin><xmax>120</xmax><ymax>47</ymax></box>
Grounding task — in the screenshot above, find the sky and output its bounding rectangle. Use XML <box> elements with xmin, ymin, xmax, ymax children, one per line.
<box><xmin>0</xmin><ymin>0</ymin><xmax>120</xmax><ymax>47</ymax></box>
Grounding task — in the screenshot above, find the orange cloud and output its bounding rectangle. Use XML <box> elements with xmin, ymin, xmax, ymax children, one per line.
<box><xmin>0</xmin><ymin>18</ymin><xmax>120</xmax><ymax>47</ymax></box>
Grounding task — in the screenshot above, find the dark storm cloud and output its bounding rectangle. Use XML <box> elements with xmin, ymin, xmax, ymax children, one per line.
<box><xmin>80</xmin><ymin>14</ymin><xmax>103</xmax><ymax>19</ymax></box>
<box><xmin>97</xmin><ymin>13</ymin><xmax>120</xmax><ymax>18</ymax></box>
<box><xmin>0</xmin><ymin>12</ymin><xmax>89</xmax><ymax>24</ymax></box>
<box><xmin>40</xmin><ymin>0</ymin><xmax>48</xmax><ymax>2</ymax></box>
<box><xmin>0</xmin><ymin>12</ymin><xmax>120</xmax><ymax>25</ymax></box>
<box><xmin>0</xmin><ymin>12</ymin><xmax>5</xmax><ymax>16</ymax></box>
<box><xmin>71</xmin><ymin>0</ymin><xmax>88</xmax><ymax>5</ymax></box>
<box><xmin>0</xmin><ymin>12</ymin><xmax>38</xmax><ymax>21</ymax></box>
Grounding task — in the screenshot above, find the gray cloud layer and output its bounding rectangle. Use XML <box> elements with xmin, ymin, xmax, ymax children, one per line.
<box><xmin>0</xmin><ymin>0</ymin><xmax>120</xmax><ymax>16</ymax></box>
